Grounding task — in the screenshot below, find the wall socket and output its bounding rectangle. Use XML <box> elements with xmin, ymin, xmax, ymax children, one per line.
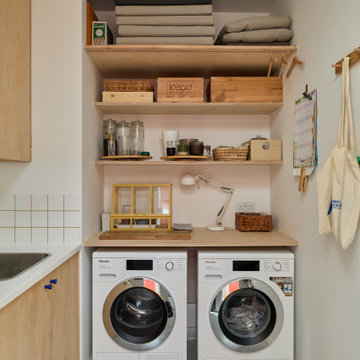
<box><xmin>237</xmin><ymin>201</ymin><xmax>256</xmax><ymax>213</ymax></box>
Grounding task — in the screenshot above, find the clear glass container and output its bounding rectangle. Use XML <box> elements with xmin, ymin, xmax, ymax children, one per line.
<box><xmin>116</xmin><ymin>121</ymin><xmax>131</xmax><ymax>155</ymax></box>
<box><xmin>130</xmin><ymin>120</ymin><xmax>144</xmax><ymax>155</ymax></box>
<box><xmin>103</xmin><ymin>119</ymin><xmax>118</xmax><ymax>156</ymax></box>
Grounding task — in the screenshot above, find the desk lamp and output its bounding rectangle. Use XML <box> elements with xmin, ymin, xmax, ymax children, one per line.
<box><xmin>180</xmin><ymin>174</ymin><xmax>234</xmax><ymax>231</ymax></box>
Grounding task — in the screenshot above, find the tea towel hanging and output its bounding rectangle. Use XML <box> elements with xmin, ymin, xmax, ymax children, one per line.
<box><xmin>317</xmin><ymin>57</ymin><xmax>360</xmax><ymax>249</ymax></box>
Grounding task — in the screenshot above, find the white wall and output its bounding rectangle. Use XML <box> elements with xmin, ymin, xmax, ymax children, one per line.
<box><xmin>270</xmin><ymin>1</ymin><xmax>360</xmax><ymax>359</ymax></box>
<box><xmin>0</xmin><ymin>0</ymin><xmax>82</xmax><ymax>195</ymax></box>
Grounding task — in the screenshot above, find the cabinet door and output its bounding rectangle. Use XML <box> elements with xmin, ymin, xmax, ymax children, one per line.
<box><xmin>0</xmin><ymin>0</ymin><xmax>31</xmax><ymax>161</ymax></box>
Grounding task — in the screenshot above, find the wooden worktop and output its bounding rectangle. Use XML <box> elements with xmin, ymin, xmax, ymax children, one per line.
<box><xmin>84</xmin><ymin>228</ymin><xmax>298</xmax><ymax>248</ymax></box>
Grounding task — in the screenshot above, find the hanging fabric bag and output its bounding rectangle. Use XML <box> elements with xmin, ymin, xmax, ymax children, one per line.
<box><xmin>317</xmin><ymin>57</ymin><xmax>360</xmax><ymax>249</ymax></box>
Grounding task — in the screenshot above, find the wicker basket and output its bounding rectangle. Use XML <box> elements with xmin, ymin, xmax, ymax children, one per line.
<box><xmin>213</xmin><ymin>147</ymin><xmax>248</xmax><ymax>161</ymax></box>
<box><xmin>235</xmin><ymin>212</ymin><xmax>272</xmax><ymax>232</ymax></box>
<box><xmin>103</xmin><ymin>80</ymin><xmax>154</xmax><ymax>92</ymax></box>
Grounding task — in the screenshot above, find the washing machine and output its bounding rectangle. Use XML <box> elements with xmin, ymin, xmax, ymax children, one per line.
<box><xmin>198</xmin><ymin>248</ymin><xmax>294</xmax><ymax>360</ymax></box>
<box><xmin>93</xmin><ymin>248</ymin><xmax>187</xmax><ymax>360</ymax></box>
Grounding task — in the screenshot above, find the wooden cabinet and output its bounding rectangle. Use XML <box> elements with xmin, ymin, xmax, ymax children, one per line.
<box><xmin>0</xmin><ymin>0</ymin><xmax>31</xmax><ymax>162</ymax></box>
<box><xmin>0</xmin><ymin>253</ymin><xmax>79</xmax><ymax>360</ymax></box>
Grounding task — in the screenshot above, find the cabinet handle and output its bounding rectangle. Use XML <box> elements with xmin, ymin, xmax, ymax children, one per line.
<box><xmin>50</xmin><ymin>279</ymin><xmax>58</xmax><ymax>284</ymax></box>
<box><xmin>44</xmin><ymin>284</ymin><xmax>52</xmax><ymax>290</ymax></box>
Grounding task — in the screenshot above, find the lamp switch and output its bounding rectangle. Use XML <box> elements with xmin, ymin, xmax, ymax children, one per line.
<box><xmin>237</xmin><ymin>201</ymin><xmax>255</xmax><ymax>213</ymax></box>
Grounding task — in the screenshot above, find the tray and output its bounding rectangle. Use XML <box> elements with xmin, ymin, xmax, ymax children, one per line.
<box><xmin>99</xmin><ymin>230</ymin><xmax>191</xmax><ymax>240</ymax></box>
<box><xmin>160</xmin><ymin>156</ymin><xmax>211</xmax><ymax>161</ymax></box>
<box><xmin>101</xmin><ymin>155</ymin><xmax>152</xmax><ymax>160</ymax></box>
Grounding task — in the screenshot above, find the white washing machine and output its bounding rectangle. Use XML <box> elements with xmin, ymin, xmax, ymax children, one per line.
<box><xmin>198</xmin><ymin>248</ymin><xmax>294</xmax><ymax>360</ymax></box>
<box><xmin>93</xmin><ymin>248</ymin><xmax>187</xmax><ymax>360</ymax></box>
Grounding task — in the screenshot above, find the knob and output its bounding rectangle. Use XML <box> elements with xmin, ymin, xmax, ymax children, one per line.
<box><xmin>50</xmin><ymin>279</ymin><xmax>58</xmax><ymax>284</ymax></box>
<box><xmin>44</xmin><ymin>284</ymin><xmax>52</xmax><ymax>290</ymax></box>
<box><xmin>165</xmin><ymin>261</ymin><xmax>174</xmax><ymax>271</ymax></box>
<box><xmin>273</xmin><ymin>261</ymin><xmax>282</xmax><ymax>271</ymax></box>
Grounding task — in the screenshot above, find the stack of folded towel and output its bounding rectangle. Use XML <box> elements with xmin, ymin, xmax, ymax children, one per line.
<box><xmin>115</xmin><ymin>0</ymin><xmax>215</xmax><ymax>45</ymax></box>
<box><xmin>215</xmin><ymin>16</ymin><xmax>293</xmax><ymax>46</ymax></box>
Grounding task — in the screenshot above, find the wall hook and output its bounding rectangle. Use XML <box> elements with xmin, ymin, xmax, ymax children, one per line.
<box><xmin>278</xmin><ymin>54</ymin><xmax>289</xmax><ymax>78</ymax></box>
<box><xmin>286</xmin><ymin>56</ymin><xmax>304</xmax><ymax>78</ymax></box>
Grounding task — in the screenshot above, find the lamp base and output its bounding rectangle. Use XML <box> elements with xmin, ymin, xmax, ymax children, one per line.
<box><xmin>207</xmin><ymin>225</ymin><xmax>226</xmax><ymax>231</ymax></box>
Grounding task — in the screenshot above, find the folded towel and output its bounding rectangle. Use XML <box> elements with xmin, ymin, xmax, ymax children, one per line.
<box><xmin>223</xmin><ymin>16</ymin><xmax>292</xmax><ymax>33</ymax></box>
<box><xmin>219</xmin><ymin>41</ymin><xmax>291</xmax><ymax>46</ymax></box>
<box><xmin>118</xmin><ymin>25</ymin><xmax>215</xmax><ymax>37</ymax></box>
<box><xmin>115</xmin><ymin>4</ymin><xmax>213</xmax><ymax>16</ymax></box>
<box><xmin>115</xmin><ymin>0</ymin><xmax>212</xmax><ymax>4</ymax></box>
<box><xmin>221</xmin><ymin>28</ymin><xmax>293</xmax><ymax>44</ymax></box>
<box><xmin>116</xmin><ymin>36</ymin><xmax>214</xmax><ymax>44</ymax></box>
<box><xmin>116</xmin><ymin>15</ymin><xmax>214</xmax><ymax>26</ymax></box>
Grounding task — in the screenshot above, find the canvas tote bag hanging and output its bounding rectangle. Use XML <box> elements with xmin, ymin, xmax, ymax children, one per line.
<box><xmin>317</xmin><ymin>57</ymin><xmax>360</xmax><ymax>249</ymax></box>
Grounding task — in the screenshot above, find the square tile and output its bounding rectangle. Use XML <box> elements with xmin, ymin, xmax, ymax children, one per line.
<box><xmin>0</xmin><ymin>211</ymin><xmax>15</xmax><ymax>227</ymax></box>
<box><xmin>15</xmin><ymin>194</ymin><xmax>31</xmax><ymax>210</ymax></box>
<box><xmin>15</xmin><ymin>228</ymin><xmax>31</xmax><ymax>243</ymax></box>
<box><xmin>16</xmin><ymin>211</ymin><xmax>31</xmax><ymax>227</ymax></box>
<box><xmin>32</xmin><ymin>228</ymin><xmax>47</xmax><ymax>244</ymax></box>
<box><xmin>64</xmin><ymin>211</ymin><xmax>80</xmax><ymax>228</ymax></box>
<box><xmin>64</xmin><ymin>228</ymin><xmax>81</xmax><ymax>243</ymax></box>
<box><xmin>48</xmin><ymin>194</ymin><xmax>63</xmax><ymax>211</ymax></box>
<box><xmin>48</xmin><ymin>211</ymin><xmax>63</xmax><ymax>227</ymax></box>
<box><xmin>48</xmin><ymin>228</ymin><xmax>63</xmax><ymax>244</ymax></box>
<box><xmin>0</xmin><ymin>194</ymin><xmax>14</xmax><ymax>210</ymax></box>
<box><xmin>0</xmin><ymin>228</ymin><xmax>15</xmax><ymax>243</ymax></box>
<box><xmin>64</xmin><ymin>194</ymin><xmax>81</xmax><ymax>211</ymax></box>
<box><xmin>31</xmin><ymin>195</ymin><xmax>47</xmax><ymax>211</ymax></box>
<box><xmin>32</xmin><ymin>211</ymin><xmax>47</xmax><ymax>228</ymax></box>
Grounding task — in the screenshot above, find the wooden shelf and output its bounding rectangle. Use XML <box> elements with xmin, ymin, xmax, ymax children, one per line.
<box><xmin>95</xmin><ymin>160</ymin><xmax>283</xmax><ymax>166</ymax></box>
<box><xmin>84</xmin><ymin>228</ymin><xmax>298</xmax><ymax>248</ymax></box>
<box><xmin>95</xmin><ymin>101</ymin><xmax>283</xmax><ymax>115</ymax></box>
<box><xmin>85</xmin><ymin>45</ymin><xmax>297</xmax><ymax>78</ymax></box>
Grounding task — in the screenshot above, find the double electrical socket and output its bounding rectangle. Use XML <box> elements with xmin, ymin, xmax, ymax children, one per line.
<box><xmin>237</xmin><ymin>201</ymin><xmax>256</xmax><ymax>212</ymax></box>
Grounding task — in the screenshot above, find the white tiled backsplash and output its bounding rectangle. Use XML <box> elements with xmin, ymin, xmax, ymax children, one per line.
<box><xmin>0</xmin><ymin>194</ymin><xmax>81</xmax><ymax>244</ymax></box>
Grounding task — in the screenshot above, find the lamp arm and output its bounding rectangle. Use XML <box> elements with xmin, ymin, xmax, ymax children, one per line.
<box><xmin>216</xmin><ymin>188</ymin><xmax>234</xmax><ymax>226</ymax></box>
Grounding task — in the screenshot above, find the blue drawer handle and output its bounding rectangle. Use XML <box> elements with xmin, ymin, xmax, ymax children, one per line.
<box><xmin>50</xmin><ymin>279</ymin><xmax>58</xmax><ymax>284</ymax></box>
<box><xmin>44</xmin><ymin>284</ymin><xmax>52</xmax><ymax>290</ymax></box>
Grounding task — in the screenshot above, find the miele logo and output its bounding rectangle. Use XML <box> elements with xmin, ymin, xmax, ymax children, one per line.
<box><xmin>205</xmin><ymin>260</ymin><xmax>217</xmax><ymax>264</ymax></box>
<box><xmin>99</xmin><ymin>260</ymin><xmax>109</xmax><ymax>263</ymax></box>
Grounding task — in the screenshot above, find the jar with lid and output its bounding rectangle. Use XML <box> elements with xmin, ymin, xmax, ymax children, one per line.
<box><xmin>103</xmin><ymin>119</ymin><xmax>117</xmax><ymax>156</ymax></box>
<box><xmin>116</xmin><ymin>121</ymin><xmax>131</xmax><ymax>155</ymax></box>
<box><xmin>130</xmin><ymin>120</ymin><xmax>144</xmax><ymax>155</ymax></box>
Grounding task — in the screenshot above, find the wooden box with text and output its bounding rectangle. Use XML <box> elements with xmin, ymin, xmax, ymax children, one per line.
<box><xmin>157</xmin><ymin>77</ymin><xmax>204</xmax><ymax>103</ymax></box>
<box><xmin>210</xmin><ymin>77</ymin><xmax>282</xmax><ymax>103</ymax></box>
<box><xmin>102</xmin><ymin>92</ymin><xmax>154</xmax><ymax>103</ymax></box>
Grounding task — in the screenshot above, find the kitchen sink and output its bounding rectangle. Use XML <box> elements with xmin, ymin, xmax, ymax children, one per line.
<box><xmin>0</xmin><ymin>253</ymin><xmax>50</xmax><ymax>280</ymax></box>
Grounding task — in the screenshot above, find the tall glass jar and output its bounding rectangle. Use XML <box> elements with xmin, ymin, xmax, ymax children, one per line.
<box><xmin>103</xmin><ymin>119</ymin><xmax>117</xmax><ymax>156</ymax></box>
<box><xmin>130</xmin><ymin>120</ymin><xmax>144</xmax><ymax>155</ymax></box>
<box><xmin>116</xmin><ymin>121</ymin><xmax>130</xmax><ymax>155</ymax></box>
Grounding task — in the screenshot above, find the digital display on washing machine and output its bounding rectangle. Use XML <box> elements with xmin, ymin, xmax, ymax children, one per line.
<box><xmin>126</xmin><ymin>260</ymin><xmax>153</xmax><ymax>270</ymax></box>
<box><xmin>233</xmin><ymin>261</ymin><xmax>260</xmax><ymax>271</ymax></box>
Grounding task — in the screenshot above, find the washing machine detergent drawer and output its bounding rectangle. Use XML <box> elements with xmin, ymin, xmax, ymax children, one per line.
<box><xmin>97</xmin><ymin>353</ymin><xmax>182</xmax><ymax>360</ymax></box>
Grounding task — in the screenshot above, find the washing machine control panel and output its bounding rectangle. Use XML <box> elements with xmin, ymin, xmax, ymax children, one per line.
<box><xmin>263</xmin><ymin>259</ymin><xmax>291</xmax><ymax>273</ymax></box>
<box><xmin>158</xmin><ymin>259</ymin><xmax>185</xmax><ymax>273</ymax></box>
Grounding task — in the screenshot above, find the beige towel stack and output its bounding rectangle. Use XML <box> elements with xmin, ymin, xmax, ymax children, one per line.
<box><xmin>115</xmin><ymin>4</ymin><xmax>215</xmax><ymax>45</ymax></box>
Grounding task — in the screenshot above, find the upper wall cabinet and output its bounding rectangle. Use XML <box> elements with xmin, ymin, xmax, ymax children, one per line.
<box><xmin>0</xmin><ymin>0</ymin><xmax>31</xmax><ymax>162</ymax></box>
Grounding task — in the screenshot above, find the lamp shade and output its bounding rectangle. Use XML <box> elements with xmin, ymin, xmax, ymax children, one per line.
<box><xmin>180</xmin><ymin>174</ymin><xmax>197</xmax><ymax>186</ymax></box>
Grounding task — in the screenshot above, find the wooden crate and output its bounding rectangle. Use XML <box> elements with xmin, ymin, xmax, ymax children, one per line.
<box><xmin>249</xmin><ymin>139</ymin><xmax>282</xmax><ymax>161</ymax></box>
<box><xmin>102</xmin><ymin>91</ymin><xmax>153</xmax><ymax>103</ymax></box>
<box><xmin>103</xmin><ymin>80</ymin><xmax>154</xmax><ymax>92</ymax></box>
<box><xmin>210</xmin><ymin>77</ymin><xmax>282</xmax><ymax>103</ymax></box>
<box><xmin>157</xmin><ymin>77</ymin><xmax>204</xmax><ymax>103</ymax></box>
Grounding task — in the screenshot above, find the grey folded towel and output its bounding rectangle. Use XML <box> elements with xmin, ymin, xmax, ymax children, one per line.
<box><xmin>222</xmin><ymin>28</ymin><xmax>293</xmax><ymax>44</ymax></box>
<box><xmin>116</xmin><ymin>15</ymin><xmax>214</xmax><ymax>26</ymax></box>
<box><xmin>115</xmin><ymin>4</ymin><xmax>213</xmax><ymax>16</ymax></box>
<box><xmin>118</xmin><ymin>25</ymin><xmax>215</xmax><ymax>37</ymax></box>
<box><xmin>116</xmin><ymin>36</ymin><xmax>214</xmax><ymax>44</ymax></box>
<box><xmin>223</xmin><ymin>16</ymin><xmax>292</xmax><ymax>33</ymax></box>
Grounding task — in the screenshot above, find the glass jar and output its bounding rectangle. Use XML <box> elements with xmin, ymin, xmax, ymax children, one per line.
<box><xmin>103</xmin><ymin>119</ymin><xmax>117</xmax><ymax>156</ymax></box>
<box><xmin>130</xmin><ymin>120</ymin><xmax>144</xmax><ymax>155</ymax></box>
<box><xmin>116</xmin><ymin>121</ymin><xmax>131</xmax><ymax>155</ymax></box>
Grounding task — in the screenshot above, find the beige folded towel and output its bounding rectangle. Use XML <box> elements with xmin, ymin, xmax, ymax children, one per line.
<box><xmin>118</xmin><ymin>25</ymin><xmax>215</xmax><ymax>37</ymax></box>
<box><xmin>116</xmin><ymin>15</ymin><xmax>214</xmax><ymax>26</ymax></box>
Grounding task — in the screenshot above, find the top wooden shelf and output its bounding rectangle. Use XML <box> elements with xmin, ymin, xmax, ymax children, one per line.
<box><xmin>85</xmin><ymin>45</ymin><xmax>297</xmax><ymax>78</ymax></box>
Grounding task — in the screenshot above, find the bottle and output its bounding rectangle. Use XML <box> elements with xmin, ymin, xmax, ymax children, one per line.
<box><xmin>103</xmin><ymin>119</ymin><xmax>117</xmax><ymax>156</ymax></box>
<box><xmin>116</xmin><ymin>121</ymin><xmax>130</xmax><ymax>155</ymax></box>
<box><xmin>130</xmin><ymin>120</ymin><xmax>144</xmax><ymax>155</ymax></box>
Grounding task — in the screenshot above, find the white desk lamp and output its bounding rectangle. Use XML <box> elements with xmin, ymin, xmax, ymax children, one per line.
<box><xmin>180</xmin><ymin>174</ymin><xmax>234</xmax><ymax>231</ymax></box>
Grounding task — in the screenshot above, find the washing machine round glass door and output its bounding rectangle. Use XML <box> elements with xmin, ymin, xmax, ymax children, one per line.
<box><xmin>209</xmin><ymin>278</ymin><xmax>284</xmax><ymax>353</ymax></box>
<box><xmin>103</xmin><ymin>277</ymin><xmax>176</xmax><ymax>351</ymax></box>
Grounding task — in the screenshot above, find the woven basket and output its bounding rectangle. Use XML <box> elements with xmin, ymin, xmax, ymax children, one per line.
<box><xmin>103</xmin><ymin>80</ymin><xmax>154</xmax><ymax>92</ymax></box>
<box><xmin>213</xmin><ymin>147</ymin><xmax>248</xmax><ymax>161</ymax></box>
<box><xmin>235</xmin><ymin>212</ymin><xmax>272</xmax><ymax>232</ymax></box>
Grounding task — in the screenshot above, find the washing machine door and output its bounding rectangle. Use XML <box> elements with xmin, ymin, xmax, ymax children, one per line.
<box><xmin>209</xmin><ymin>278</ymin><xmax>284</xmax><ymax>353</ymax></box>
<box><xmin>103</xmin><ymin>277</ymin><xmax>176</xmax><ymax>351</ymax></box>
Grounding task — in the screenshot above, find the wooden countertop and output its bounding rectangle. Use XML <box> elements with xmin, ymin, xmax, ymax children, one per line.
<box><xmin>84</xmin><ymin>228</ymin><xmax>298</xmax><ymax>248</ymax></box>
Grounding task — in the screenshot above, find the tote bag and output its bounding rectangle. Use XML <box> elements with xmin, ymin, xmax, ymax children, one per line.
<box><xmin>317</xmin><ymin>57</ymin><xmax>360</xmax><ymax>249</ymax></box>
